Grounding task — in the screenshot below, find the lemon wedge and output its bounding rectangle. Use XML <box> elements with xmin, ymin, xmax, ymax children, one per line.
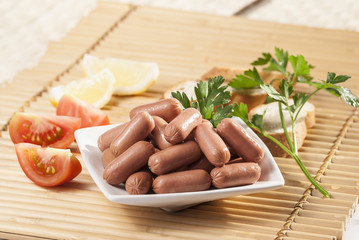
<box><xmin>81</xmin><ymin>54</ymin><xmax>159</xmax><ymax>95</ymax></box>
<box><xmin>49</xmin><ymin>69</ymin><xmax>115</xmax><ymax>108</ymax></box>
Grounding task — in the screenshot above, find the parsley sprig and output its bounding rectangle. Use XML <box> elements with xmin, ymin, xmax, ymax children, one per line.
<box><xmin>232</xmin><ymin>47</ymin><xmax>359</xmax><ymax>198</ymax></box>
<box><xmin>171</xmin><ymin>76</ymin><xmax>233</xmax><ymax>127</ymax></box>
<box><xmin>171</xmin><ymin>47</ymin><xmax>359</xmax><ymax>198</ymax></box>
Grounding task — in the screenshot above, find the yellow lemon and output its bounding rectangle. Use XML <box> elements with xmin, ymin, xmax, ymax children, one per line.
<box><xmin>49</xmin><ymin>69</ymin><xmax>115</xmax><ymax>108</ymax></box>
<box><xmin>81</xmin><ymin>54</ymin><xmax>159</xmax><ymax>95</ymax></box>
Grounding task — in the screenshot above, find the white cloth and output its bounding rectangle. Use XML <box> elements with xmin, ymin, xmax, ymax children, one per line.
<box><xmin>241</xmin><ymin>0</ymin><xmax>359</xmax><ymax>32</ymax></box>
<box><xmin>0</xmin><ymin>0</ymin><xmax>97</xmax><ymax>86</ymax></box>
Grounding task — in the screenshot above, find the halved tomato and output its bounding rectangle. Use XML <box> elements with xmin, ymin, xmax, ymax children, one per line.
<box><xmin>9</xmin><ymin>112</ymin><xmax>81</xmax><ymax>149</ymax></box>
<box><xmin>15</xmin><ymin>143</ymin><xmax>82</xmax><ymax>187</ymax></box>
<box><xmin>56</xmin><ymin>94</ymin><xmax>110</xmax><ymax>128</ymax></box>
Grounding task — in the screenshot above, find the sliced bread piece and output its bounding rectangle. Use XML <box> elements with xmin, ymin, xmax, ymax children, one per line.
<box><xmin>201</xmin><ymin>67</ymin><xmax>284</xmax><ymax>110</ymax></box>
<box><xmin>201</xmin><ymin>67</ymin><xmax>246</xmax><ymax>82</ymax></box>
<box><xmin>162</xmin><ymin>79</ymin><xmax>199</xmax><ymax>99</ymax></box>
<box><xmin>249</xmin><ymin>100</ymin><xmax>315</xmax><ymax>157</ymax></box>
<box><xmin>201</xmin><ymin>66</ymin><xmax>283</xmax><ymax>88</ymax></box>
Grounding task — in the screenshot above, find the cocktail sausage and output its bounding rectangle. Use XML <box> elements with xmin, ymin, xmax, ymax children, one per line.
<box><xmin>97</xmin><ymin>123</ymin><xmax>128</xmax><ymax>152</ymax></box>
<box><xmin>150</xmin><ymin>116</ymin><xmax>173</xmax><ymax>150</ymax></box>
<box><xmin>101</xmin><ymin>148</ymin><xmax>116</xmax><ymax>168</ymax></box>
<box><xmin>164</xmin><ymin>108</ymin><xmax>202</xmax><ymax>144</ymax></box>
<box><xmin>195</xmin><ymin>121</ymin><xmax>230</xmax><ymax>167</ymax></box>
<box><xmin>129</xmin><ymin>98</ymin><xmax>183</xmax><ymax>122</ymax></box>
<box><xmin>153</xmin><ymin>169</ymin><xmax>211</xmax><ymax>194</ymax></box>
<box><xmin>148</xmin><ymin>140</ymin><xmax>201</xmax><ymax>175</ymax></box>
<box><xmin>217</xmin><ymin>118</ymin><xmax>264</xmax><ymax>163</ymax></box>
<box><xmin>125</xmin><ymin>170</ymin><xmax>153</xmax><ymax>195</ymax></box>
<box><xmin>104</xmin><ymin>141</ymin><xmax>155</xmax><ymax>185</ymax></box>
<box><xmin>110</xmin><ymin>112</ymin><xmax>155</xmax><ymax>156</ymax></box>
<box><xmin>211</xmin><ymin>162</ymin><xmax>261</xmax><ymax>189</ymax></box>
<box><xmin>187</xmin><ymin>156</ymin><xmax>215</xmax><ymax>173</ymax></box>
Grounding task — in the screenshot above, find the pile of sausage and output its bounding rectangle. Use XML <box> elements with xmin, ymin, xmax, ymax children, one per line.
<box><xmin>97</xmin><ymin>98</ymin><xmax>264</xmax><ymax>195</ymax></box>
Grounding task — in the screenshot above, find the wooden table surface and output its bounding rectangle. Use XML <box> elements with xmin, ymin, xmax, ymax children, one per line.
<box><xmin>1</xmin><ymin>1</ymin><xmax>359</xmax><ymax>239</ymax></box>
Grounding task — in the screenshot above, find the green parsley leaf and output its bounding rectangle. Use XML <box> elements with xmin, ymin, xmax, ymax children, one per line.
<box><xmin>211</xmin><ymin>105</ymin><xmax>234</xmax><ymax>127</ymax></box>
<box><xmin>232</xmin><ymin>103</ymin><xmax>265</xmax><ymax>131</ymax></box>
<box><xmin>232</xmin><ymin>103</ymin><xmax>249</xmax><ymax>123</ymax></box>
<box><xmin>279</xmin><ymin>79</ymin><xmax>293</xmax><ymax>100</ymax></box>
<box><xmin>171</xmin><ymin>91</ymin><xmax>191</xmax><ymax>108</ymax></box>
<box><xmin>260</xmin><ymin>83</ymin><xmax>286</xmax><ymax>103</ymax></box>
<box><xmin>264</xmin><ymin>58</ymin><xmax>286</xmax><ymax>74</ymax></box>
<box><xmin>326</xmin><ymin>72</ymin><xmax>351</xmax><ymax>84</ymax></box>
<box><xmin>289</xmin><ymin>55</ymin><xmax>311</xmax><ymax>78</ymax></box>
<box><xmin>261</xmin><ymin>47</ymin><xmax>288</xmax><ymax>74</ymax></box>
<box><xmin>171</xmin><ymin>76</ymin><xmax>233</xmax><ymax>127</ymax></box>
<box><xmin>251</xmin><ymin>52</ymin><xmax>272</xmax><ymax>66</ymax></box>
<box><xmin>302</xmin><ymin>73</ymin><xmax>359</xmax><ymax>108</ymax></box>
<box><xmin>325</xmin><ymin>84</ymin><xmax>359</xmax><ymax>108</ymax></box>
<box><xmin>228</xmin><ymin>67</ymin><xmax>263</xmax><ymax>90</ymax></box>
<box><xmin>274</xmin><ymin>47</ymin><xmax>288</xmax><ymax>70</ymax></box>
<box><xmin>251</xmin><ymin>113</ymin><xmax>266</xmax><ymax>130</ymax></box>
<box><xmin>290</xmin><ymin>92</ymin><xmax>308</xmax><ymax>113</ymax></box>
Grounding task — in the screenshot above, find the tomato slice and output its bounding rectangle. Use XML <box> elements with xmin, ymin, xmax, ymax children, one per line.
<box><xmin>9</xmin><ymin>112</ymin><xmax>81</xmax><ymax>149</ymax></box>
<box><xmin>56</xmin><ymin>94</ymin><xmax>110</xmax><ymax>128</ymax></box>
<box><xmin>15</xmin><ymin>143</ymin><xmax>82</xmax><ymax>187</ymax></box>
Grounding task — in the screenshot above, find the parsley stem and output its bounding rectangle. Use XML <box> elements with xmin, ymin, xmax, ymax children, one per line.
<box><xmin>293</xmin><ymin>87</ymin><xmax>321</xmax><ymax>122</ymax></box>
<box><xmin>261</xmin><ymin>132</ymin><xmax>330</xmax><ymax>198</ymax></box>
<box><xmin>278</xmin><ymin>102</ymin><xmax>295</xmax><ymax>153</ymax></box>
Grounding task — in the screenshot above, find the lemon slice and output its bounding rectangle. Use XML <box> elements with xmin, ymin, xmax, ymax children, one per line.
<box><xmin>49</xmin><ymin>69</ymin><xmax>115</xmax><ymax>108</ymax></box>
<box><xmin>81</xmin><ymin>54</ymin><xmax>159</xmax><ymax>95</ymax></box>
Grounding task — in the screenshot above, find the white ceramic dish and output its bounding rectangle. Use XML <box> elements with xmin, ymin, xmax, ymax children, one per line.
<box><xmin>75</xmin><ymin>117</ymin><xmax>284</xmax><ymax>211</ymax></box>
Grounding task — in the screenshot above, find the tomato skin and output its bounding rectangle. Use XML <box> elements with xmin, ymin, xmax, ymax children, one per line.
<box><xmin>56</xmin><ymin>94</ymin><xmax>110</xmax><ymax>128</ymax></box>
<box><xmin>9</xmin><ymin>113</ymin><xmax>81</xmax><ymax>149</ymax></box>
<box><xmin>15</xmin><ymin>143</ymin><xmax>82</xmax><ymax>187</ymax></box>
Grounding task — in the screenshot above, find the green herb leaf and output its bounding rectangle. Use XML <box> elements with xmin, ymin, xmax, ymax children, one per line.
<box><xmin>251</xmin><ymin>112</ymin><xmax>265</xmax><ymax>130</ymax></box>
<box><xmin>229</xmin><ymin>67</ymin><xmax>263</xmax><ymax>90</ymax></box>
<box><xmin>171</xmin><ymin>91</ymin><xmax>191</xmax><ymax>108</ymax></box>
<box><xmin>279</xmin><ymin>79</ymin><xmax>293</xmax><ymax>100</ymax></box>
<box><xmin>171</xmin><ymin>76</ymin><xmax>233</xmax><ymax>127</ymax></box>
<box><xmin>326</xmin><ymin>72</ymin><xmax>351</xmax><ymax>84</ymax></box>
<box><xmin>264</xmin><ymin>58</ymin><xmax>286</xmax><ymax>74</ymax></box>
<box><xmin>212</xmin><ymin>105</ymin><xmax>234</xmax><ymax>127</ymax></box>
<box><xmin>260</xmin><ymin>83</ymin><xmax>286</xmax><ymax>103</ymax></box>
<box><xmin>261</xmin><ymin>47</ymin><xmax>288</xmax><ymax>74</ymax></box>
<box><xmin>232</xmin><ymin>103</ymin><xmax>249</xmax><ymax>123</ymax></box>
<box><xmin>251</xmin><ymin>52</ymin><xmax>272</xmax><ymax>66</ymax></box>
<box><xmin>194</xmin><ymin>80</ymin><xmax>207</xmax><ymax>112</ymax></box>
<box><xmin>325</xmin><ymin>85</ymin><xmax>359</xmax><ymax>108</ymax></box>
<box><xmin>302</xmin><ymin>73</ymin><xmax>359</xmax><ymax>108</ymax></box>
<box><xmin>274</xmin><ymin>47</ymin><xmax>288</xmax><ymax>70</ymax></box>
<box><xmin>289</xmin><ymin>55</ymin><xmax>311</xmax><ymax>78</ymax></box>
<box><xmin>297</xmin><ymin>75</ymin><xmax>313</xmax><ymax>82</ymax></box>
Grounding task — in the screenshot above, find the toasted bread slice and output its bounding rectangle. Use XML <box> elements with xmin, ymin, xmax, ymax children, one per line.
<box><xmin>162</xmin><ymin>79</ymin><xmax>199</xmax><ymax>99</ymax></box>
<box><xmin>162</xmin><ymin>67</ymin><xmax>285</xmax><ymax>111</ymax></box>
<box><xmin>201</xmin><ymin>67</ymin><xmax>284</xmax><ymax>110</ymax></box>
<box><xmin>249</xmin><ymin>100</ymin><xmax>315</xmax><ymax>157</ymax></box>
<box><xmin>201</xmin><ymin>67</ymin><xmax>246</xmax><ymax>82</ymax></box>
<box><xmin>201</xmin><ymin>66</ymin><xmax>283</xmax><ymax>88</ymax></box>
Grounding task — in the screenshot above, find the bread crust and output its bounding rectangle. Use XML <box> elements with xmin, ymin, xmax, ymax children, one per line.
<box><xmin>201</xmin><ymin>67</ymin><xmax>283</xmax><ymax>111</ymax></box>
<box><xmin>249</xmin><ymin>101</ymin><xmax>315</xmax><ymax>157</ymax></box>
<box><xmin>255</xmin><ymin>121</ymin><xmax>307</xmax><ymax>157</ymax></box>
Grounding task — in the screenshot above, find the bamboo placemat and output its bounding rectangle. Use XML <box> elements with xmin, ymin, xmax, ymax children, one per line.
<box><xmin>1</xmin><ymin>1</ymin><xmax>359</xmax><ymax>239</ymax></box>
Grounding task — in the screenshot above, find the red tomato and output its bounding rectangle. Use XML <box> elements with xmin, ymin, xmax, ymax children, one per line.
<box><xmin>56</xmin><ymin>94</ymin><xmax>110</xmax><ymax>128</ymax></box>
<box><xmin>15</xmin><ymin>143</ymin><xmax>82</xmax><ymax>187</ymax></box>
<box><xmin>9</xmin><ymin>112</ymin><xmax>81</xmax><ymax>149</ymax></box>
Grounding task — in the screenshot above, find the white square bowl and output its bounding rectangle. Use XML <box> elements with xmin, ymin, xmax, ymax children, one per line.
<box><xmin>75</xmin><ymin>117</ymin><xmax>284</xmax><ymax>211</ymax></box>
